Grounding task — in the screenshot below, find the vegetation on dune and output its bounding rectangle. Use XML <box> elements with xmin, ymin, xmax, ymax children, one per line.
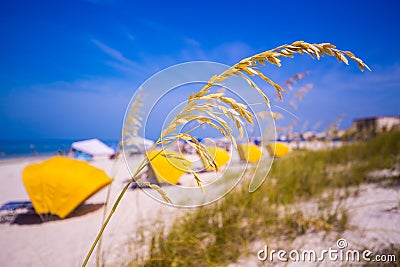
<box><xmin>134</xmin><ymin>131</ymin><xmax>400</xmax><ymax>267</ymax></box>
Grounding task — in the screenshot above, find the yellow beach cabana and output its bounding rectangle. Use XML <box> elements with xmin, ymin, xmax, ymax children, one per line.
<box><xmin>266</xmin><ymin>142</ymin><xmax>291</xmax><ymax>158</ymax></box>
<box><xmin>200</xmin><ymin>146</ymin><xmax>230</xmax><ymax>171</ymax></box>
<box><xmin>22</xmin><ymin>157</ymin><xmax>112</xmax><ymax>219</ymax></box>
<box><xmin>146</xmin><ymin>150</ymin><xmax>192</xmax><ymax>185</ymax></box>
<box><xmin>237</xmin><ymin>143</ymin><xmax>263</xmax><ymax>163</ymax></box>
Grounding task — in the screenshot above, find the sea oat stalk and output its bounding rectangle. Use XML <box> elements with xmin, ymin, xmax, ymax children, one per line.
<box><xmin>82</xmin><ymin>41</ymin><xmax>369</xmax><ymax>266</ymax></box>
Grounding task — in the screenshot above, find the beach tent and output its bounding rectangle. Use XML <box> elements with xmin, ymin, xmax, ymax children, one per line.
<box><xmin>266</xmin><ymin>142</ymin><xmax>291</xmax><ymax>157</ymax></box>
<box><xmin>237</xmin><ymin>144</ymin><xmax>263</xmax><ymax>163</ymax></box>
<box><xmin>146</xmin><ymin>150</ymin><xmax>192</xmax><ymax>185</ymax></box>
<box><xmin>124</xmin><ymin>136</ymin><xmax>154</xmax><ymax>154</ymax></box>
<box><xmin>200</xmin><ymin>146</ymin><xmax>230</xmax><ymax>171</ymax></box>
<box><xmin>22</xmin><ymin>157</ymin><xmax>112</xmax><ymax>219</ymax></box>
<box><xmin>71</xmin><ymin>139</ymin><xmax>115</xmax><ymax>160</ymax></box>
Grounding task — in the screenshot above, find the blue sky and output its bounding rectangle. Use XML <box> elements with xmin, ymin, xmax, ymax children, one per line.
<box><xmin>0</xmin><ymin>0</ymin><xmax>399</xmax><ymax>140</ymax></box>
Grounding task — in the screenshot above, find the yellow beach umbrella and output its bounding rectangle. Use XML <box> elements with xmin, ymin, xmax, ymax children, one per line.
<box><xmin>147</xmin><ymin>150</ymin><xmax>192</xmax><ymax>185</ymax></box>
<box><xmin>22</xmin><ymin>157</ymin><xmax>112</xmax><ymax>219</ymax></box>
<box><xmin>237</xmin><ymin>144</ymin><xmax>263</xmax><ymax>163</ymax></box>
<box><xmin>200</xmin><ymin>146</ymin><xmax>230</xmax><ymax>171</ymax></box>
<box><xmin>266</xmin><ymin>142</ymin><xmax>291</xmax><ymax>157</ymax></box>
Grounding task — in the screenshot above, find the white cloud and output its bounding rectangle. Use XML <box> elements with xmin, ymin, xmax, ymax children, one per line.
<box><xmin>92</xmin><ymin>39</ymin><xmax>134</xmax><ymax>66</ymax></box>
<box><xmin>177</xmin><ymin>40</ymin><xmax>254</xmax><ymax>64</ymax></box>
<box><xmin>27</xmin><ymin>76</ymin><xmax>137</xmax><ymax>95</ymax></box>
<box><xmin>91</xmin><ymin>39</ymin><xmax>148</xmax><ymax>75</ymax></box>
<box><xmin>184</xmin><ymin>38</ymin><xmax>201</xmax><ymax>47</ymax></box>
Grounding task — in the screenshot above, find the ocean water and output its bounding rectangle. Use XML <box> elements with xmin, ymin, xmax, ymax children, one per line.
<box><xmin>0</xmin><ymin>139</ymin><xmax>119</xmax><ymax>159</ymax></box>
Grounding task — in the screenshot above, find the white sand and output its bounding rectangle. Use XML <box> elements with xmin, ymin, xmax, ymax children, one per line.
<box><xmin>0</xmin><ymin>152</ymin><xmax>250</xmax><ymax>266</ymax></box>
<box><xmin>0</xmin><ymin>156</ymin><xmax>181</xmax><ymax>267</ymax></box>
<box><xmin>229</xmin><ymin>183</ymin><xmax>400</xmax><ymax>267</ymax></box>
<box><xmin>2</xmin><ymin>155</ymin><xmax>398</xmax><ymax>267</ymax></box>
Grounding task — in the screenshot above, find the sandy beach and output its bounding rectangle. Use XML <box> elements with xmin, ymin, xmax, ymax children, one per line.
<box><xmin>0</xmin><ymin>156</ymin><xmax>182</xmax><ymax>267</ymax></box>
<box><xmin>0</xmin><ymin>149</ymin><xmax>253</xmax><ymax>266</ymax></box>
<box><xmin>1</xmin><ymin>152</ymin><xmax>399</xmax><ymax>267</ymax></box>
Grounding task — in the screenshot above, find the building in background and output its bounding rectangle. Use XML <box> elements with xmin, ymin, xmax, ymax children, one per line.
<box><xmin>353</xmin><ymin>116</ymin><xmax>400</xmax><ymax>134</ymax></box>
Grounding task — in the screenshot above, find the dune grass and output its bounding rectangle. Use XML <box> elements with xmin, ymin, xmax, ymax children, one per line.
<box><xmin>83</xmin><ymin>41</ymin><xmax>371</xmax><ymax>266</ymax></box>
<box><xmin>128</xmin><ymin>131</ymin><xmax>400</xmax><ymax>266</ymax></box>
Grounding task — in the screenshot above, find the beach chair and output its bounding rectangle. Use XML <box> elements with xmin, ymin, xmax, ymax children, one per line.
<box><xmin>0</xmin><ymin>201</ymin><xmax>35</xmax><ymax>224</ymax></box>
